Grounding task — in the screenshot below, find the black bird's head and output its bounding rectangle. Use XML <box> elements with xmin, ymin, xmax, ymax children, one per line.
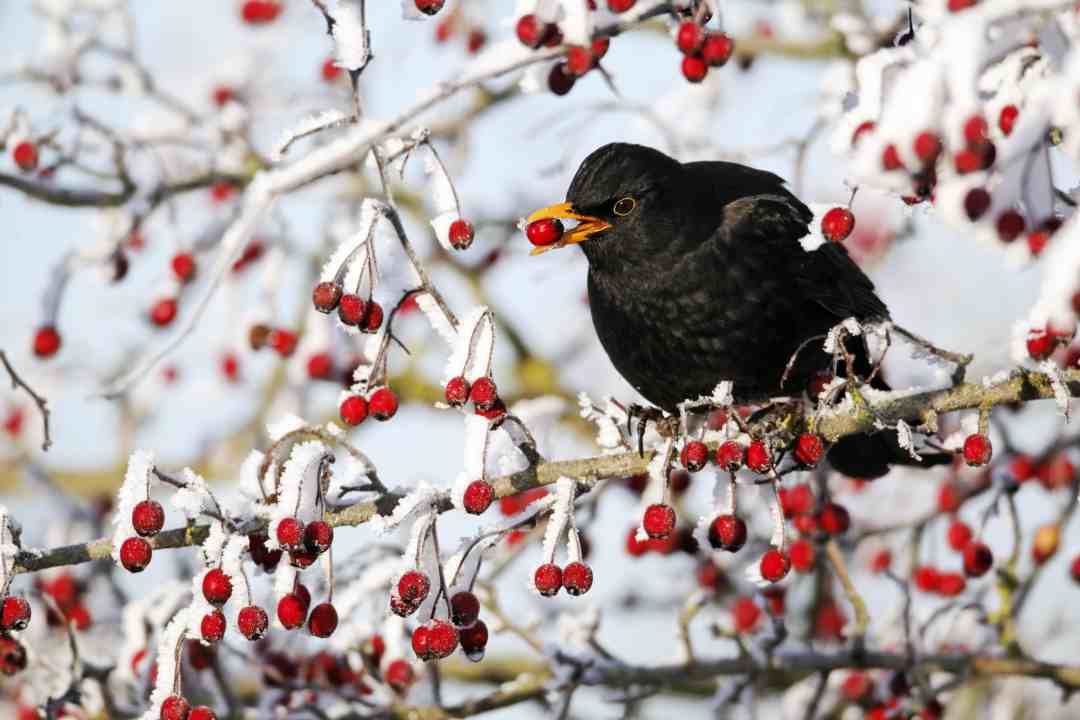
<box><xmin>526</xmin><ymin>143</ymin><xmax>685</xmax><ymax>267</ymax></box>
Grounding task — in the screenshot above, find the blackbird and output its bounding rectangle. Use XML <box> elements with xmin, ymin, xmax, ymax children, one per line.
<box><xmin>526</xmin><ymin>142</ymin><xmax>948</xmax><ymax>478</ymax></box>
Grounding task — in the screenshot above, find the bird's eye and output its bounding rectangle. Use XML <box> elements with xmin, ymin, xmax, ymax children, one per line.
<box><xmin>613</xmin><ymin>197</ymin><xmax>636</xmax><ymax>216</ymax></box>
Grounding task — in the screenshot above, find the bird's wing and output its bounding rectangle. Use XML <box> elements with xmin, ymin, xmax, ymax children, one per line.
<box><xmin>711</xmin><ymin>194</ymin><xmax>889</xmax><ymax>322</ymax></box>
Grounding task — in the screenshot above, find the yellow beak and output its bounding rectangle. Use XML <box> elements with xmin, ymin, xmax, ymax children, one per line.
<box><xmin>526</xmin><ymin>202</ymin><xmax>612</xmax><ymax>255</ymax></box>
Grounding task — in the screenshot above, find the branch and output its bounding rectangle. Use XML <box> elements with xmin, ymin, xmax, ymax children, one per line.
<box><xmin>0</xmin><ymin>350</ymin><xmax>52</xmax><ymax>451</ymax></box>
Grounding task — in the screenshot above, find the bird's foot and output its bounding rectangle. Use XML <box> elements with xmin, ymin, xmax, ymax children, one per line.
<box><xmin>625</xmin><ymin>404</ymin><xmax>674</xmax><ymax>457</ymax></box>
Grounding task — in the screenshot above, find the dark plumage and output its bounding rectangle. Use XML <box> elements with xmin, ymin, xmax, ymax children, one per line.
<box><xmin>534</xmin><ymin>142</ymin><xmax>945</xmax><ymax>478</ymax></box>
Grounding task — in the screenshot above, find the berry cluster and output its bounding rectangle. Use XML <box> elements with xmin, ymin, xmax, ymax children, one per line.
<box><xmin>444</xmin><ymin>375</ymin><xmax>506</xmax><ymax>420</ymax></box>
<box><xmin>160</xmin><ymin>694</ymin><xmax>218</xmax><ymax>720</ymax></box>
<box><xmin>340</xmin><ymin>386</ymin><xmax>399</xmax><ymax>427</ymax></box>
<box><xmin>120</xmin><ymin>499</ymin><xmax>167</xmax><ymax>573</ymax></box>
<box><xmin>674</xmin><ymin>20</ymin><xmax>734</xmax><ymax>84</ymax></box>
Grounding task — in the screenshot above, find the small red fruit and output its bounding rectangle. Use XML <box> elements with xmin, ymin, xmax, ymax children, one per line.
<box><xmin>565</xmin><ymin>46</ymin><xmax>594</xmax><ymax>77</ymax></box>
<box><xmin>312</xmin><ymin>281</ymin><xmax>343</xmax><ymax>313</ymax></box>
<box><xmin>132</xmin><ymin>500</ymin><xmax>165</xmax><ymax>537</ymax></box>
<box><xmin>681</xmin><ymin>55</ymin><xmax>707</xmax><ymax>83</ymax></box>
<box><xmin>913</xmin><ymin>131</ymin><xmax>942</xmax><ymax>164</ymax></box>
<box><xmin>515</xmin><ymin>15</ymin><xmax>547</xmax><ymax>49</ymax></box>
<box><xmin>445</xmin><ymin>376</ymin><xmax>470</xmax><ymax>406</ymax></box>
<box><xmin>562</xmin><ymin>561</ymin><xmax>593</xmax><ymax>596</ymax></box>
<box><xmin>469</xmin><ymin>376</ymin><xmax>498</xmax><ymax>409</ymax></box>
<box><xmin>851</xmin><ymin>120</ymin><xmax>876</xmax><ymax>146</ymax></box>
<box><xmin>398</xmin><ymin>570</ymin><xmax>431</xmax><ymax>605</ymax></box>
<box><xmin>33</xmin><ymin>326</ymin><xmax>61</xmax><ymax>358</ymax></box>
<box><xmin>202</xmin><ymin>568</ymin><xmax>233</xmax><ymax>606</ymax></box>
<box><xmin>548</xmin><ymin>64</ymin><xmax>576</xmax><ymax>96</ymax></box>
<box><xmin>680</xmin><ymin>440</ymin><xmax>709</xmax><ymax>472</ymax></box>
<box><xmin>676</xmin><ymin>21</ymin><xmax>705</xmax><ymax>54</ymax></box>
<box><xmin>268</xmin><ymin>329</ymin><xmax>297</xmax><ymax>357</ymax></box>
<box><xmin>760</xmin><ymin>548</ymin><xmax>791</xmax><ymax>583</ymax></box>
<box><xmin>171</xmin><ymin>253</ymin><xmax>196</xmax><ymax>283</ymax></box>
<box><xmin>947</xmin><ymin>520</ymin><xmax>973</xmax><ymax>552</ymax></box>
<box><xmin>789</xmin><ymin>538</ymin><xmax>816</xmax><ymax>572</ymax></box>
<box><xmin>276</xmin><ymin>517</ymin><xmax>305</xmax><ymax>549</ymax></box>
<box><xmin>793</xmin><ymin>433</ymin><xmax>824</xmax><ymax>466</ymax></box>
<box><xmin>201</xmin><ymin>610</ymin><xmax>226</xmax><ymax>642</ymax></box>
<box><xmin>0</xmin><ymin>597</ymin><xmax>30</xmax><ymax>631</ymax></box>
<box><xmin>1026</xmin><ymin>328</ymin><xmax>1054</xmax><ymax>360</ymax></box>
<box><xmin>414</xmin><ymin>0</ymin><xmax>445</xmax><ymax>15</ymax></box>
<box><xmin>708</xmin><ymin>514</ymin><xmax>747</xmax><ymax>552</ymax></box>
<box><xmin>937</xmin><ymin>572</ymin><xmax>967</xmax><ymax>596</ymax></box>
<box><xmin>998</xmin><ymin>104</ymin><xmax>1019</xmax><ymax>136</ymax></box>
<box><xmin>591</xmin><ymin>37</ymin><xmax>610</xmax><ymax>59</ymax></box>
<box><xmin>534</xmin><ymin>563</ymin><xmax>563</xmax><ymax>596</ymax></box>
<box><xmin>820</xmin><ymin>207</ymin><xmax>855</xmax><ymax>243</ymax></box>
<box><xmin>732</xmin><ymin>596</ymin><xmax>761</xmax><ymax>633</ymax></box>
<box><xmin>120</xmin><ymin>537</ymin><xmax>152</xmax><ymax>572</ymax></box>
<box><xmin>149</xmin><ymin>298</ymin><xmax>178</xmax><ymax>327</ymax></box>
<box><xmin>463</xmin><ymin>480</ymin><xmax>495</xmax><ymax>515</ymax></box>
<box><xmin>817</xmin><ymin>502</ymin><xmax>850</xmax><ymax>535</ymax></box>
<box><xmin>746</xmin><ymin>440</ymin><xmax>772</xmax><ymax>473</ymax></box>
<box><xmin>304</xmin><ymin>520</ymin><xmax>334</xmax><ymax>554</ymax></box>
<box><xmin>459</xmin><ymin>619</ymin><xmax>488</xmax><ymax>657</ymax></box>
<box><xmin>963</xmin><ymin>542</ymin><xmax>993</xmax><ymax>577</ymax></box>
<box><xmin>385</xmin><ymin>658</ymin><xmax>414</xmax><ymax>692</ymax></box>
<box><xmin>448</xmin><ymin>219</ymin><xmax>475</xmax><ymax>250</ymax></box>
<box><xmin>526</xmin><ymin>218</ymin><xmax>564</xmax><ymax>247</ymax></box>
<box><xmin>996</xmin><ymin>210</ymin><xmax>1026</xmax><ymax>242</ymax></box>
<box><xmin>428</xmin><ymin>619</ymin><xmax>458</xmax><ymax>658</ymax></box>
<box><xmin>701</xmin><ymin>32</ymin><xmax>734</xmax><ymax>66</ymax></box>
<box><xmin>881</xmin><ymin>144</ymin><xmax>903</xmax><ymax>171</ymax></box>
<box><xmin>715</xmin><ymin>441</ymin><xmax>745</xmax><ymax>471</ymax></box>
<box><xmin>308</xmin><ymin>602</ymin><xmax>338</xmax><ymax>638</ymax></box>
<box><xmin>963</xmin><ymin>188</ymin><xmax>991</xmax><ymax>221</ymax></box>
<box><xmin>277</xmin><ymin>593</ymin><xmax>308</xmax><ymax>630</ymax></box>
<box><xmin>871</xmin><ymin>548</ymin><xmax>892</xmax><ymax>573</ymax></box>
<box><xmin>188</xmin><ymin>707</ymin><xmax>216</xmax><ymax>720</ymax></box>
<box><xmin>12</xmin><ymin>142</ymin><xmax>38</xmax><ymax>172</ymax></box>
<box><xmin>1070</xmin><ymin>554</ymin><xmax>1080</xmax><ymax>584</ymax></box>
<box><xmin>340</xmin><ymin>395</ymin><xmax>369</xmax><ymax>426</ymax></box>
<box><xmin>160</xmin><ymin>695</ymin><xmax>191</xmax><ymax>720</ymax></box>
<box><xmin>237</xmin><ymin>605</ymin><xmax>268</xmax><ymax>640</ymax></box>
<box><xmin>964</xmin><ymin>115</ymin><xmax>988</xmax><ymax>145</ymax></box>
<box><xmin>962</xmin><ymin>433</ymin><xmax>992</xmax><ymax>467</ymax></box>
<box><xmin>369</xmin><ymin>387</ymin><xmax>399</xmax><ymax>421</ymax></box>
<box><xmin>450</xmin><ymin>591</ymin><xmax>480</xmax><ymax>627</ymax></box>
<box><xmin>337</xmin><ymin>294</ymin><xmax>366</xmax><ymax>326</ymax></box>
<box><xmin>306</xmin><ymin>352</ymin><xmax>333</xmax><ymax>380</ymax></box>
<box><xmin>607</xmin><ymin>0</ymin><xmax>636</xmax><ymax>11</ymax></box>
<box><xmin>642</xmin><ymin>503</ymin><xmax>676</xmax><ymax>539</ymax></box>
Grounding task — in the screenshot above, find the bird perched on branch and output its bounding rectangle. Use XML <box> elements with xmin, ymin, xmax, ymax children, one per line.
<box><xmin>525</xmin><ymin>142</ymin><xmax>948</xmax><ymax>478</ymax></box>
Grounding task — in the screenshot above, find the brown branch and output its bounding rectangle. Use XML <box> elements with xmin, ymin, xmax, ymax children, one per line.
<box><xmin>0</xmin><ymin>350</ymin><xmax>52</xmax><ymax>451</ymax></box>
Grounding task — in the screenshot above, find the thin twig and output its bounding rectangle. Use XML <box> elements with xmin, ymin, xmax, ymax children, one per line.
<box><xmin>0</xmin><ymin>350</ymin><xmax>52</xmax><ymax>451</ymax></box>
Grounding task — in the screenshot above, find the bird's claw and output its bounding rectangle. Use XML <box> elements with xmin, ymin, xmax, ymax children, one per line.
<box><xmin>626</xmin><ymin>404</ymin><xmax>668</xmax><ymax>457</ymax></box>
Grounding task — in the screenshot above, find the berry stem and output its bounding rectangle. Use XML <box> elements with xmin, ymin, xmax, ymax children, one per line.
<box><xmin>426</xmin><ymin>518</ymin><xmax>453</xmax><ymax>619</ymax></box>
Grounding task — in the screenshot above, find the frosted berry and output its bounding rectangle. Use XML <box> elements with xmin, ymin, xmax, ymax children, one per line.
<box><xmin>913</xmin><ymin>131</ymin><xmax>942</xmax><ymax>164</ymax></box>
<box><xmin>202</xmin><ymin>569</ymin><xmax>233</xmax><ymax>606</ymax></box>
<box><xmin>363</xmin><ymin>302</ymin><xmax>384</xmax><ymax>333</ymax></box>
<box><xmin>789</xmin><ymin>539</ymin><xmax>816</xmax><ymax>572</ymax></box>
<box><xmin>851</xmin><ymin>120</ymin><xmax>876</xmax><ymax>145</ymax></box>
<box><xmin>759</xmin><ymin>548</ymin><xmax>791</xmax><ymax>583</ymax></box>
<box><xmin>12</xmin><ymin>142</ymin><xmax>38</xmax><ymax>171</ymax></box>
<box><xmin>996</xmin><ymin>210</ymin><xmax>1025</xmax><ymax>242</ymax></box>
<box><xmin>321</xmin><ymin>58</ymin><xmax>341</xmax><ymax>81</ymax></box>
<box><xmin>33</xmin><ymin>326</ymin><xmax>61</xmax><ymax>358</ymax></box>
<box><xmin>794</xmin><ymin>433</ymin><xmax>824</xmax><ymax>466</ymax></box>
<box><xmin>964</xmin><ymin>115</ymin><xmax>988</xmax><ymax>145</ymax></box>
<box><xmin>459</xmin><ymin>618</ymin><xmax>488</xmax><ymax>657</ymax></box>
<box><xmin>526</xmin><ymin>218</ymin><xmax>564</xmax><ymax>247</ymax></box>
<box><xmin>120</xmin><ymin>537</ymin><xmax>152</xmax><ymax>572</ymax></box>
<box><xmin>1026</xmin><ymin>328</ymin><xmax>1054</xmax><ymax>360</ymax></box>
<box><xmin>450</xmin><ymin>591</ymin><xmax>480</xmax><ymax>627</ymax></box>
<box><xmin>534</xmin><ymin>563</ymin><xmax>562</xmax><ymax>596</ymax></box>
<box><xmin>237</xmin><ymin>605</ymin><xmax>268</xmax><ymax>640</ymax></box>
<box><xmin>963</xmin><ymin>188</ymin><xmax>991</xmax><ymax>221</ymax></box>
<box><xmin>715</xmin><ymin>441</ymin><xmax>744</xmax><ymax>471</ymax></box>
<box><xmin>881</xmin><ymin>144</ymin><xmax>903</xmax><ymax>171</ymax></box>
<box><xmin>308</xmin><ymin>602</ymin><xmax>338</xmax><ymax>638</ymax></box>
<box><xmin>428</xmin><ymin>619</ymin><xmax>459</xmax><ymax>658</ymax></box>
<box><xmin>188</xmin><ymin>708</ymin><xmax>216</xmax><ymax>720</ymax></box>
<box><xmin>289</xmin><ymin>548</ymin><xmax>318</xmax><ymax>569</ymax></box>
<box><xmin>276</xmin><ymin>517</ymin><xmax>305</xmax><ymax>550</ymax></box>
<box><xmin>732</xmin><ymin>597</ymin><xmax>761</xmax><ymax>633</ymax></box>
<box><xmin>414</xmin><ymin>0</ymin><xmax>444</xmax><ymax>14</ymax></box>
<box><xmin>469</xmin><ymin>376</ymin><xmax>498</xmax><ymax>409</ymax></box>
<box><xmin>947</xmin><ymin>520</ymin><xmax>973</xmax><ymax>552</ymax></box>
<box><xmin>369</xmin><ymin>388</ymin><xmax>398</xmax><ymax>421</ymax></box>
<box><xmin>516</xmin><ymin>15</ymin><xmax>547</xmax><ymax>48</ymax></box>
<box><xmin>642</xmin><ymin>503</ymin><xmax>676</xmax><ymax>539</ymax></box>
<box><xmin>304</xmin><ymin>520</ymin><xmax>333</xmax><ymax>554</ymax></box>
<box><xmin>171</xmin><ymin>253</ymin><xmax>196</xmax><ymax>283</ymax></box>
<box><xmin>149</xmin><ymin>298</ymin><xmax>178</xmax><ymax>327</ymax></box>
<box><xmin>962</xmin><ymin>433</ymin><xmax>992</xmax><ymax>466</ymax></box>
<box><xmin>411</xmin><ymin>624</ymin><xmax>432</xmax><ymax>660</ymax></box>
<box><xmin>268</xmin><ymin>329</ymin><xmax>297</xmax><ymax>356</ymax></box>
<box><xmin>338</xmin><ymin>294</ymin><xmax>367</xmax><ymax>326</ymax></box>
<box><xmin>277</xmin><ymin>593</ymin><xmax>308</xmax><ymax>630</ymax></box>
<box><xmin>0</xmin><ymin>597</ymin><xmax>30</xmax><ymax>631</ymax></box>
<box><xmin>821</xmin><ymin>208</ymin><xmax>855</xmax><ymax>243</ymax></box>
<box><xmin>681</xmin><ymin>55</ymin><xmax>707</xmax><ymax>83</ymax></box>
<box><xmin>390</xmin><ymin>594</ymin><xmax>418</xmax><ymax>617</ymax></box>
<box><xmin>562</xmin><ymin>561</ymin><xmax>593</xmax><ymax>596</ymax></box>
<box><xmin>398</xmin><ymin>570</ymin><xmax>431</xmax><ymax>605</ymax></box>
<box><xmin>676</xmin><ymin>22</ymin><xmax>705</xmax><ymax>54</ymax></box>
<box><xmin>445</xmin><ymin>376</ymin><xmax>470</xmax><ymax>406</ymax></box>
<box><xmin>307</xmin><ymin>352</ymin><xmax>333</xmax><ymax>379</ymax></box>
<box><xmin>708</xmin><ymin>514</ymin><xmax>747</xmax><ymax>552</ymax></box>
<box><xmin>680</xmin><ymin>440</ymin><xmax>709</xmax><ymax>472</ymax></box>
<box><xmin>463</xmin><ymin>479</ymin><xmax>495</xmax><ymax>514</ymax></box>
<box><xmin>0</xmin><ymin>635</ymin><xmax>25</xmax><ymax>675</ymax></box>
<box><xmin>817</xmin><ymin>502</ymin><xmax>850</xmax><ymax>535</ymax></box>
<box><xmin>591</xmin><ymin>37</ymin><xmax>610</xmax><ymax>60</ymax></box>
<box><xmin>340</xmin><ymin>395</ymin><xmax>369</xmax><ymax>425</ymax></box>
<box><xmin>963</xmin><ymin>542</ymin><xmax>993</xmax><ymax>577</ymax></box>
<box><xmin>160</xmin><ymin>695</ymin><xmax>190</xmax><ymax>720</ymax></box>
<box><xmin>702</xmin><ymin>32</ymin><xmax>734</xmax><ymax>66</ymax></box>
<box><xmin>565</xmin><ymin>46</ymin><xmax>594</xmax><ymax>77</ymax></box>
<box><xmin>448</xmin><ymin>219</ymin><xmax>475</xmax><ymax>250</ymax></box>
<box><xmin>746</xmin><ymin>440</ymin><xmax>771</xmax><ymax>473</ymax></box>
<box><xmin>954</xmin><ymin>148</ymin><xmax>982</xmax><ymax>174</ymax></box>
<box><xmin>312</xmin><ymin>282</ymin><xmax>343</xmax><ymax>313</ymax></box>
<box><xmin>607</xmin><ymin>0</ymin><xmax>636</xmax><ymax>11</ymax></box>
<box><xmin>132</xmin><ymin>500</ymin><xmax>165</xmax><ymax>537</ymax></box>
<box><xmin>385</xmin><ymin>658</ymin><xmax>414</xmax><ymax>692</ymax></box>
<box><xmin>999</xmin><ymin>104</ymin><xmax>1019</xmax><ymax>136</ymax></box>
<box><xmin>201</xmin><ymin>610</ymin><xmax>226</xmax><ymax>642</ymax></box>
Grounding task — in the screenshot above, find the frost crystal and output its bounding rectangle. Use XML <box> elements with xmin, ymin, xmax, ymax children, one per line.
<box><xmin>328</xmin><ymin>0</ymin><xmax>370</xmax><ymax>70</ymax></box>
<box><xmin>416</xmin><ymin>291</ymin><xmax>458</xmax><ymax>345</ymax></box>
<box><xmin>541</xmin><ymin>477</ymin><xmax>577</xmax><ymax>564</ymax></box>
<box><xmin>1041</xmin><ymin>359</ymin><xmax>1072</xmax><ymax>421</ymax></box>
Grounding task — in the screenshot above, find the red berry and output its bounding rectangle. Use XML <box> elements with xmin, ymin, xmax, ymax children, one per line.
<box><xmin>444</xmin><ymin>376</ymin><xmax>470</xmax><ymax>406</ymax></box>
<box><xmin>1027</xmin><ymin>230</ymin><xmax>1050</xmax><ymax>256</ymax></box>
<box><xmin>947</xmin><ymin>520</ymin><xmax>973</xmax><ymax>552</ymax></box>
<box><xmin>732</xmin><ymin>596</ymin><xmax>761</xmax><ymax>633</ymax></box>
<box><xmin>562</xmin><ymin>561</ymin><xmax>593</xmax><ymax>596</ymax></box>
<box><xmin>516</xmin><ymin>15</ymin><xmax>547</xmax><ymax>48</ymax></box>
<box><xmin>1027</xmin><ymin>328</ymin><xmax>1054</xmax><ymax>361</ymax></box>
<box><xmin>467</xmin><ymin>29</ymin><xmax>487</xmax><ymax>53</ymax></box>
<box><xmin>708</xmin><ymin>514</ymin><xmax>747</xmax><ymax>552</ymax></box>
<box><xmin>132</xmin><ymin>500</ymin><xmax>165</xmax><ymax>537</ymax></box>
<box><xmin>1070</xmin><ymin>555</ymin><xmax>1080</xmax><ymax>584</ymax></box>
<box><xmin>306</xmin><ymin>352</ymin><xmax>333</xmax><ymax>380</ymax></box>
<box><xmin>414</xmin><ymin>0</ymin><xmax>444</xmax><ymax>15</ymax></box>
<box><xmin>963</xmin><ymin>542</ymin><xmax>993</xmax><ymax>577</ymax></box>
<box><xmin>789</xmin><ymin>538</ymin><xmax>816</xmax><ymax>573</ymax></box>
<box><xmin>948</xmin><ymin>0</ymin><xmax>978</xmax><ymax>10</ymax></box>
<box><xmin>999</xmin><ymin>104</ymin><xmax>1019</xmax><ymax>136</ymax></box>
<box><xmin>338</xmin><ymin>294</ymin><xmax>366</xmax><ymax>326</ymax></box>
<box><xmin>715</xmin><ymin>441</ymin><xmax>745</xmax><ymax>471</ymax></box>
<box><xmin>526</xmin><ymin>218</ymin><xmax>565</xmax><ymax>247</ymax></box>
<box><xmin>12</xmin><ymin>142</ymin><xmax>38</xmax><ymax>171</ymax></box>
<box><xmin>676</xmin><ymin>21</ymin><xmax>705</xmax><ymax>54</ymax></box>
<box><xmin>820</xmin><ymin>207</ymin><xmax>855</xmax><ymax>243</ymax></box>
<box><xmin>321</xmin><ymin>58</ymin><xmax>342</xmax><ymax>82</ymax></box>
<box><xmin>149</xmin><ymin>298</ymin><xmax>178</xmax><ymax>327</ymax></box>
<box><xmin>642</xmin><ymin>503</ymin><xmax>676</xmax><ymax>539</ymax></box>
<box><xmin>851</xmin><ymin>121</ymin><xmax>876</xmax><ymax>146</ymax></box>
<box><xmin>202</xmin><ymin>569</ymin><xmax>233</xmax><ymax>606</ymax></box>
<box><xmin>680</xmin><ymin>55</ymin><xmax>707</xmax><ymax>83</ymax></box>
<box><xmin>268</xmin><ymin>329</ymin><xmax>297</xmax><ymax>357</ymax></box>
<box><xmin>746</xmin><ymin>440</ymin><xmax>771</xmax><ymax>473</ymax></box>
<box><xmin>0</xmin><ymin>597</ymin><xmax>30</xmax><ymax>631</ymax></box>
<box><xmin>448</xmin><ymin>219</ymin><xmax>475</xmax><ymax>250</ymax></box>
<box><xmin>340</xmin><ymin>395</ymin><xmax>369</xmax><ymax>425</ymax></box>
<box><xmin>962</xmin><ymin>433</ymin><xmax>992</xmax><ymax>466</ymax></box>
<box><xmin>212</xmin><ymin>85</ymin><xmax>235</xmax><ymax>107</ymax></box>
<box><xmin>871</xmin><ymin>549</ymin><xmax>892</xmax><ymax>573</ymax></box>
<box><xmin>680</xmin><ymin>440</ymin><xmax>709</xmax><ymax>472</ymax></box>
<box><xmin>188</xmin><ymin>708</ymin><xmax>216</xmax><ymax>720</ymax></box>
<box><xmin>289</xmin><ymin>548</ymin><xmax>318</xmax><ymax>569</ymax></box>
<box><xmin>171</xmin><ymin>253</ymin><xmax>196</xmax><ymax>283</ymax></box>
<box><xmin>398</xmin><ymin>570</ymin><xmax>431</xmax><ymax>605</ymax></box>
<box><xmin>33</xmin><ymin>326</ymin><xmax>61</xmax><ymax>358</ymax></box>
<box><xmin>237</xmin><ymin>605</ymin><xmax>268</xmax><ymax>640</ymax></box>
<box><xmin>241</xmin><ymin>0</ymin><xmax>282</xmax><ymax>23</ymax></box>
<box><xmin>463</xmin><ymin>479</ymin><xmax>495</xmax><ymax>515</ymax></box>
<box><xmin>591</xmin><ymin>37</ymin><xmax>610</xmax><ymax>59</ymax></box>
<box><xmin>385</xmin><ymin>658</ymin><xmax>414</xmax><ymax>692</ymax></box>
<box><xmin>308</xmin><ymin>602</ymin><xmax>338</xmax><ymax>638</ymax></box>
<box><xmin>469</xmin><ymin>376</ymin><xmax>498</xmax><ymax>409</ymax></box>
<box><xmin>450</xmin><ymin>591</ymin><xmax>480</xmax><ymax>627</ymax></box>
<box><xmin>785</xmin><ymin>484</ymin><xmax>815</xmax><ymax>516</ymax></box>
<box><xmin>913</xmin><ymin>131</ymin><xmax>942</xmax><ymax>163</ymax></box>
<box><xmin>996</xmin><ymin>210</ymin><xmax>1025</xmax><ymax>242</ymax></box>
<box><xmin>201</xmin><ymin>610</ymin><xmax>226</xmax><ymax>642</ymax></box>
<box><xmin>312</xmin><ymin>281</ymin><xmax>343</xmax><ymax>313</ymax></box>
<box><xmin>428</xmin><ymin>619</ymin><xmax>458</xmax><ymax>658</ymax></box>
<box><xmin>304</xmin><ymin>520</ymin><xmax>333</xmax><ymax>554</ymax></box>
<box><xmin>701</xmin><ymin>32</ymin><xmax>734</xmax><ymax>66</ymax></box>
<box><xmin>964</xmin><ymin>115</ymin><xmax>988</xmax><ymax>145</ymax></box>
<box><xmin>793</xmin><ymin>433</ymin><xmax>825</xmax><ymax>466</ymax></box>
<box><xmin>548</xmin><ymin>63</ymin><xmax>576</xmax><ymax>96</ymax></box>
<box><xmin>459</xmin><ymin>618</ymin><xmax>488</xmax><ymax>658</ymax></box>
<box><xmin>160</xmin><ymin>695</ymin><xmax>191</xmax><ymax>720</ymax></box>
<box><xmin>534</xmin><ymin>563</ymin><xmax>563</xmax><ymax>596</ymax></box>
<box><xmin>817</xmin><ymin>502</ymin><xmax>850</xmax><ymax>535</ymax></box>
<box><xmin>0</xmin><ymin>635</ymin><xmax>25</xmax><ymax>675</ymax></box>
<box><xmin>366</xmin><ymin>387</ymin><xmax>398</xmax><ymax>421</ymax></box>
<box><xmin>934</xmin><ymin>572</ymin><xmax>966</xmax><ymax>597</ymax></box>
<box><xmin>276</xmin><ymin>518</ymin><xmax>304</xmax><ymax>550</ymax></box>
<box><xmin>277</xmin><ymin>593</ymin><xmax>308</xmax><ymax>630</ymax></box>
<box><xmin>565</xmin><ymin>46</ymin><xmax>594</xmax><ymax>76</ymax></box>
<box><xmin>120</xmin><ymin>537</ymin><xmax>152</xmax><ymax>572</ymax></box>
<box><xmin>881</xmin><ymin>144</ymin><xmax>903</xmax><ymax>171</ymax></box>
<box><xmin>220</xmin><ymin>352</ymin><xmax>240</xmax><ymax>382</ymax></box>
<box><xmin>760</xmin><ymin>548</ymin><xmax>790</xmax><ymax>582</ymax></box>
<box><xmin>607</xmin><ymin>0</ymin><xmax>636</xmax><ymax>11</ymax></box>
<box><xmin>963</xmin><ymin>188</ymin><xmax>991</xmax><ymax>221</ymax></box>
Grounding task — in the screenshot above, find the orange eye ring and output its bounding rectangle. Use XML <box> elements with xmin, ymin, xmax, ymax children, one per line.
<box><xmin>613</xmin><ymin>197</ymin><xmax>636</xmax><ymax>216</ymax></box>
